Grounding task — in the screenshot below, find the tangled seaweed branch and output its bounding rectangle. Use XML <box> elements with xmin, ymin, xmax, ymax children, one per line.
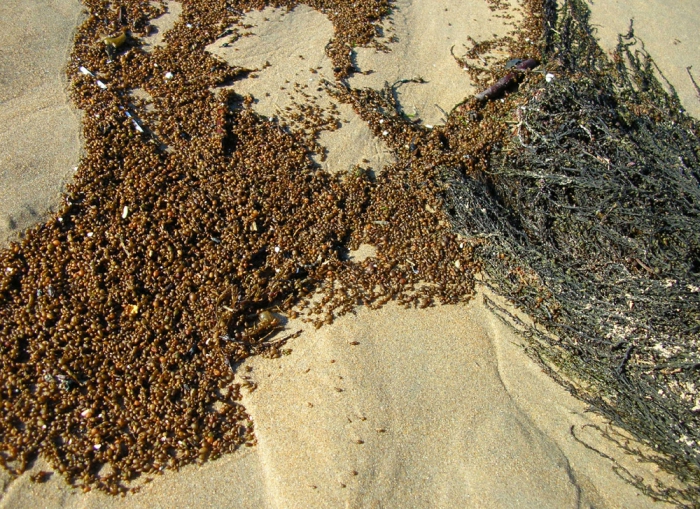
<box><xmin>445</xmin><ymin>0</ymin><xmax>700</xmax><ymax>505</ymax></box>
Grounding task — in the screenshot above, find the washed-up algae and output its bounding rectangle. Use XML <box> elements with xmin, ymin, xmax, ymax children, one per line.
<box><xmin>0</xmin><ymin>0</ymin><xmax>545</xmax><ymax>495</ymax></box>
<box><xmin>445</xmin><ymin>0</ymin><xmax>700</xmax><ymax>505</ymax></box>
<box><xmin>3</xmin><ymin>0</ymin><xmax>697</xmax><ymax>503</ymax></box>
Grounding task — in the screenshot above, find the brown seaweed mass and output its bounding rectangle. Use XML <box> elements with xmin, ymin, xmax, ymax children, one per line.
<box><xmin>0</xmin><ymin>0</ymin><xmax>542</xmax><ymax>494</ymax></box>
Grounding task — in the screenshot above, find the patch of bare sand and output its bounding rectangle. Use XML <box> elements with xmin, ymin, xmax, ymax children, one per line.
<box><xmin>206</xmin><ymin>6</ymin><xmax>396</xmax><ymax>175</ymax></box>
<box><xmin>348</xmin><ymin>0</ymin><xmax>524</xmax><ymax>126</ymax></box>
<box><xmin>141</xmin><ymin>0</ymin><xmax>182</xmax><ymax>53</ymax></box>
<box><xmin>235</xmin><ymin>296</ymin><xmax>672</xmax><ymax>508</ymax></box>
<box><xmin>0</xmin><ymin>0</ymin><xmax>83</xmax><ymax>247</ymax></box>
<box><xmin>588</xmin><ymin>0</ymin><xmax>700</xmax><ymax>118</ymax></box>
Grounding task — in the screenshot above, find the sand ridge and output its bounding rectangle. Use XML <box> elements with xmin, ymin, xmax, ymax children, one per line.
<box><xmin>237</xmin><ymin>294</ymin><xmax>673</xmax><ymax>508</ymax></box>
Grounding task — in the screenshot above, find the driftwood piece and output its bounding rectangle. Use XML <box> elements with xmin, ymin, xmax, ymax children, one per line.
<box><xmin>475</xmin><ymin>58</ymin><xmax>539</xmax><ymax>101</ymax></box>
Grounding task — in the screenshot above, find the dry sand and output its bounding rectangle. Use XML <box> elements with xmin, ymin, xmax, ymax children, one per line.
<box><xmin>0</xmin><ymin>0</ymin><xmax>83</xmax><ymax>247</ymax></box>
<box><xmin>206</xmin><ymin>5</ymin><xmax>397</xmax><ymax>175</ymax></box>
<box><xmin>1</xmin><ymin>0</ymin><xmax>699</xmax><ymax>507</ymax></box>
<box><xmin>0</xmin><ymin>295</ymin><xmax>676</xmax><ymax>508</ymax></box>
<box><xmin>347</xmin><ymin>0</ymin><xmax>522</xmax><ymax>126</ymax></box>
<box><xmin>588</xmin><ymin>0</ymin><xmax>700</xmax><ymax>119</ymax></box>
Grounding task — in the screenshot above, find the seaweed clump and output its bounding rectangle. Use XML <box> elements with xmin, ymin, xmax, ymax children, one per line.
<box><xmin>445</xmin><ymin>0</ymin><xmax>700</xmax><ymax>505</ymax></box>
<box><xmin>0</xmin><ymin>0</ymin><xmax>480</xmax><ymax>495</ymax></box>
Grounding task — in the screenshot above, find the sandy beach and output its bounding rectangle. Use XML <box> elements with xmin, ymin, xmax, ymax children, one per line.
<box><xmin>0</xmin><ymin>294</ymin><xmax>677</xmax><ymax>508</ymax></box>
<box><xmin>0</xmin><ymin>0</ymin><xmax>698</xmax><ymax>507</ymax></box>
<box><xmin>0</xmin><ymin>0</ymin><xmax>83</xmax><ymax>247</ymax></box>
<box><xmin>589</xmin><ymin>0</ymin><xmax>700</xmax><ymax>120</ymax></box>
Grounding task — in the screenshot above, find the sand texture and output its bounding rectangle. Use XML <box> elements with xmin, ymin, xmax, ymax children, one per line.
<box><xmin>1</xmin><ymin>0</ymin><xmax>699</xmax><ymax>507</ymax></box>
<box><xmin>347</xmin><ymin>0</ymin><xmax>521</xmax><ymax>126</ymax></box>
<box><xmin>0</xmin><ymin>295</ymin><xmax>674</xmax><ymax>508</ymax></box>
<box><xmin>206</xmin><ymin>6</ymin><xmax>397</xmax><ymax>175</ymax></box>
<box><xmin>589</xmin><ymin>0</ymin><xmax>700</xmax><ymax>119</ymax></box>
<box><xmin>0</xmin><ymin>0</ymin><xmax>83</xmax><ymax>247</ymax></box>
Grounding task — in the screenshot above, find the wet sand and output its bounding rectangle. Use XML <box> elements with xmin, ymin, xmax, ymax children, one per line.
<box><xmin>1</xmin><ymin>0</ymin><xmax>698</xmax><ymax>507</ymax></box>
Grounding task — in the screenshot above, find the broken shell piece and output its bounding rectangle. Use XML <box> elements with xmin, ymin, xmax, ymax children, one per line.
<box><xmin>122</xmin><ymin>206</ymin><xmax>129</xmax><ymax>219</ymax></box>
<box><xmin>79</xmin><ymin>66</ymin><xmax>95</xmax><ymax>77</ymax></box>
<box><xmin>103</xmin><ymin>31</ymin><xmax>128</xmax><ymax>60</ymax></box>
<box><xmin>164</xmin><ymin>72</ymin><xmax>174</xmax><ymax>80</ymax></box>
<box><xmin>103</xmin><ymin>31</ymin><xmax>127</xmax><ymax>49</ymax></box>
<box><xmin>545</xmin><ymin>72</ymin><xmax>555</xmax><ymax>83</ymax></box>
<box><xmin>96</xmin><ymin>80</ymin><xmax>107</xmax><ymax>89</ymax></box>
<box><xmin>125</xmin><ymin>111</ymin><xmax>144</xmax><ymax>133</ymax></box>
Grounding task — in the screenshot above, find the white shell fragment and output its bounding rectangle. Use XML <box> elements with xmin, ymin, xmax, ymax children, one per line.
<box><xmin>122</xmin><ymin>205</ymin><xmax>129</xmax><ymax>219</ymax></box>
<box><xmin>125</xmin><ymin>111</ymin><xmax>144</xmax><ymax>132</ymax></box>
